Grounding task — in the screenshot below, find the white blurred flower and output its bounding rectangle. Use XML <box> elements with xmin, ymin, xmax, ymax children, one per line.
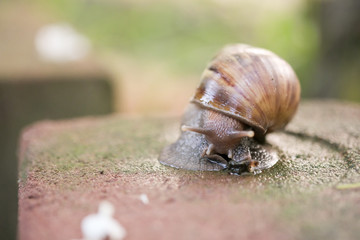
<box><xmin>35</xmin><ymin>23</ymin><xmax>91</xmax><ymax>62</ymax></box>
<box><xmin>81</xmin><ymin>201</ymin><xmax>126</xmax><ymax>240</ymax></box>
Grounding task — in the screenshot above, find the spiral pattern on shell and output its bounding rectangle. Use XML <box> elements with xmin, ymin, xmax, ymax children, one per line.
<box><xmin>192</xmin><ymin>44</ymin><xmax>301</xmax><ymax>138</ymax></box>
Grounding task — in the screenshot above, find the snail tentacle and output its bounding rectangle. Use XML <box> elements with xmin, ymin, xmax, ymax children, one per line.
<box><xmin>229</xmin><ymin>130</ymin><xmax>255</xmax><ymax>140</ymax></box>
<box><xmin>181</xmin><ymin>125</ymin><xmax>211</xmax><ymax>135</ymax></box>
<box><xmin>206</xmin><ymin>144</ymin><xmax>215</xmax><ymax>155</ymax></box>
<box><xmin>228</xmin><ymin>149</ymin><xmax>233</xmax><ymax>159</ymax></box>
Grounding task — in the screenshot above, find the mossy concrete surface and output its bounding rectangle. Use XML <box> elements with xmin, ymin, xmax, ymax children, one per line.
<box><xmin>18</xmin><ymin>100</ymin><xmax>360</xmax><ymax>240</ymax></box>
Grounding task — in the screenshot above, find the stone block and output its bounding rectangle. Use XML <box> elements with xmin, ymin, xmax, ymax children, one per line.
<box><xmin>18</xmin><ymin>100</ymin><xmax>360</xmax><ymax>240</ymax></box>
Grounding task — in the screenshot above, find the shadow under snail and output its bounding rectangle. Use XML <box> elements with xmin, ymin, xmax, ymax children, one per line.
<box><xmin>159</xmin><ymin>44</ymin><xmax>301</xmax><ymax>175</ymax></box>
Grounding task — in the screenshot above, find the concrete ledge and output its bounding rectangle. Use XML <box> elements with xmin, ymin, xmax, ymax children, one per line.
<box><xmin>18</xmin><ymin>100</ymin><xmax>360</xmax><ymax>240</ymax></box>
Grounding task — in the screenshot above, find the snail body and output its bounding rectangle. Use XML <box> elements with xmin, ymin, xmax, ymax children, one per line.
<box><xmin>159</xmin><ymin>44</ymin><xmax>300</xmax><ymax>174</ymax></box>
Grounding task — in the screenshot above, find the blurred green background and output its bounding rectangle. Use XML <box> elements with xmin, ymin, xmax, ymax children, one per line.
<box><xmin>32</xmin><ymin>0</ymin><xmax>360</xmax><ymax>113</ymax></box>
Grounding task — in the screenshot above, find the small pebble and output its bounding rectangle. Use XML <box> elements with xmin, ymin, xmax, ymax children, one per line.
<box><xmin>139</xmin><ymin>194</ymin><xmax>149</xmax><ymax>205</ymax></box>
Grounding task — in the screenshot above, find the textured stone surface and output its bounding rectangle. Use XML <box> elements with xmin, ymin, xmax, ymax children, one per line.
<box><xmin>18</xmin><ymin>100</ymin><xmax>360</xmax><ymax>240</ymax></box>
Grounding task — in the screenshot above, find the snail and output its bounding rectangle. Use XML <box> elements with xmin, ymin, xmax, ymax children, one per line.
<box><xmin>159</xmin><ymin>44</ymin><xmax>301</xmax><ymax>174</ymax></box>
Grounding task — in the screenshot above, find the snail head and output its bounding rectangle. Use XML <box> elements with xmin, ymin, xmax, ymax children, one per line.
<box><xmin>181</xmin><ymin>109</ymin><xmax>254</xmax><ymax>159</ymax></box>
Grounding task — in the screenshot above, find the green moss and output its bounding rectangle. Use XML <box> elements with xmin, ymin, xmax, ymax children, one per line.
<box><xmin>20</xmin><ymin>118</ymin><xmax>173</xmax><ymax>186</ymax></box>
<box><xmin>34</xmin><ymin>0</ymin><xmax>319</xmax><ymax>77</ymax></box>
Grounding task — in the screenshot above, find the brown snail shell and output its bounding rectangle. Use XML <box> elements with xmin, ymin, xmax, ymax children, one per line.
<box><xmin>159</xmin><ymin>44</ymin><xmax>301</xmax><ymax>174</ymax></box>
<box><xmin>194</xmin><ymin>44</ymin><xmax>300</xmax><ymax>140</ymax></box>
